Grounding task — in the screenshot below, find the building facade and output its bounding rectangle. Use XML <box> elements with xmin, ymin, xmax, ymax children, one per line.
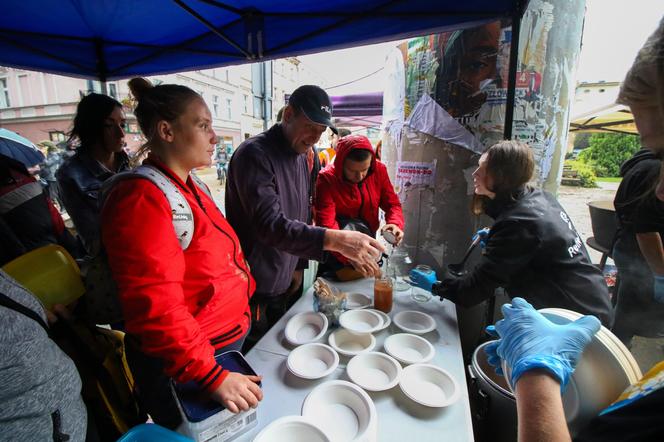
<box><xmin>0</xmin><ymin>57</ymin><xmax>324</xmax><ymax>152</ymax></box>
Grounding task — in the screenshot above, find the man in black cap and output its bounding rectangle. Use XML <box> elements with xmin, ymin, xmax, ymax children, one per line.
<box><xmin>226</xmin><ymin>85</ymin><xmax>384</xmax><ymax>350</ymax></box>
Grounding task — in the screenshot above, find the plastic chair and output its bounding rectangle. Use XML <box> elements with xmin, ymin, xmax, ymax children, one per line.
<box><xmin>586</xmin><ymin>201</ymin><xmax>617</xmax><ymax>270</ymax></box>
<box><xmin>118</xmin><ymin>424</ymin><xmax>193</xmax><ymax>442</ymax></box>
<box><xmin>1</xmin><ymin>244</ymin><xmax>85</xmax><ymax>309</ymax></box>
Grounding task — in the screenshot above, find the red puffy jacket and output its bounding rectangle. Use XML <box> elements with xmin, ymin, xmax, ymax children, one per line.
<box><xmin>315</xmin><ymin>135</ymin><xmax>404</xmax><ymax>241</ymax></box>
<box><xmin>101</xmin><ymin>157</ymin><xmax>254</xmax><ymax>393</ymax></box>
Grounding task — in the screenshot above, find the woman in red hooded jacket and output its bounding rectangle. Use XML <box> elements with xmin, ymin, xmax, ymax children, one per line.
<box><xmin>101</xmin><ymin>78</ymin><xmax>262</xmax><ymax>428</ymax></box>
<box><xmin>315</xmin><ymin>135</ymin><xmax>404</xmax><ymax>274</ymax></box>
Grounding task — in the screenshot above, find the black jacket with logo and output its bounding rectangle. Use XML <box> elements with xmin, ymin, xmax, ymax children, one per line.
<box><xmin>435</xmin><ymin>187</ymin><xmax>614</xmax><ymax>326</ymax></box>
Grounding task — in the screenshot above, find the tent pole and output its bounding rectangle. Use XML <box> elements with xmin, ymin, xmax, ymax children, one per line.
<box><xmin>503</xmin><ymin>11</ymin><xmax>521</xmax><ymax>140</ymax></box>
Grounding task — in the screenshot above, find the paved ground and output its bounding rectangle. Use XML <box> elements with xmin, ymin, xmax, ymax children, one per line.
<box><xmin>197</xmin><ymin>166</ymin><xmax>226</xmax><ymax>210</ymax></box>
<box><xmin>198</xmin><ymin>167</ymin><xmax>662</xmax><ymax>373</ymax></box>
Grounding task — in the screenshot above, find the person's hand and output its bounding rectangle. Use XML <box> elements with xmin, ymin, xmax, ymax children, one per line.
<box><xmin>654</xmin><ymin>275</ymin><xmax>664</xmax><ymax>303</ymax></box>
<box><xmin>210</xmin><ymin>372</ymin><xmax>263</xmax><ymax>413</ymax></box>
<box><xmin>472</xmin><ymin>227</ymin><xmax>490</xmax><ymax>249</ymax></box>
<box><xmin>382</xmin><ymin>224</ymin><xmax>404</xmax><ymax>245</ymax></box>
<box><xmin>324</xmin><ymin>230</ymin><xmax>385</xmax><ymax>277</ymax></box>
<box><xmin>483</xmin><ymin>297</ymin><xmax>600</xmax><ymax>392</ymax></box>
<box><xmin>409</xmin><ymin>267</ymin><xmax>438</xmax><ymax>292</ymax></box>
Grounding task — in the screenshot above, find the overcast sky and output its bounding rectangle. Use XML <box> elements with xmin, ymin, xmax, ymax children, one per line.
<box><xmin>298</xmin><ymin>0</ymin><xmax>664</xmax><ymax>94</ymax></box>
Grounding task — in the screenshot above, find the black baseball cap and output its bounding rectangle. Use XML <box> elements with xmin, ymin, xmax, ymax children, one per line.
<box><xmin>288</xmin><ymin>85</ymin><xmax>338</xmax><ymax>134</ymax></box>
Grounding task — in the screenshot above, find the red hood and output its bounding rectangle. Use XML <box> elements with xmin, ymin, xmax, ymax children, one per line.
<box><xmin>330</xmin><ymin>135</ymin><xmax>376</xmax><ymax>182</ymax></box>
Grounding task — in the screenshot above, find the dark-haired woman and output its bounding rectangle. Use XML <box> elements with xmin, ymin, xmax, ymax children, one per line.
<box><xmin>56</xmin><ymin>93</ymin><xmax>130</xmax><ymax>253</ymax></box>
<box><xmin>412</xmin><ymin>140</ymin><xmax>613</xmax><ymax>325</ymax></box>
<box><xmin>101</xmin><ymin>78</ymin><xmax>261</xmax><ymax>428</ymax></box>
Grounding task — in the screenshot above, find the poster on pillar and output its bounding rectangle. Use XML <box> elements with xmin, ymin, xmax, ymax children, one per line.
<box><xmin>404</xmin><ymin>19</ymin><xmax>513</xmax><ymax>151</ymax></box>
<box><xmin>512</xmin><ymin>0</ymin><xmax>555</xmax><ymax>184</ymax></box>
<box><xmin>394</xmin><ymin>160</ymin><xmax>437</xmax><ymax>197</ymax></box>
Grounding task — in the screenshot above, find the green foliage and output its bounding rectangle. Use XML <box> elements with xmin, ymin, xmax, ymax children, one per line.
<box><xmin>572</xmin><ymin>132</ymin><xmax>591</xmax><ymax>150</ymax></box>
<box><xmin>565</xmin><ymin>159</ymin><xmax>598</xmax><ymax>188</ymax></box>
<box><xmin>577</xmin><ymin>133</ymin><xmax>640</xmax><ymax>177</ymax></box>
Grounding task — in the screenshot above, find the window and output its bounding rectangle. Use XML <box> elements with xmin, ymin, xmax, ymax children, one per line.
<box><xmin>49</xmin><ymin>131</ymin><xmax>66</xmax><ymax>142</ymax></box>
<box><xmin>86</xmin><ymin>80</ymin><xmax>102</xmax><ymax>94</ymax></box>
<box><xmin>213</xmin><ymin>95</ymin><xmax>219</xmax><ymax>117</ymax></box>
<box><xmin>108</xmin><ymin>83</ymin><xmax>118</xmax><ymax>99</ymax></box>
<box><xmin>0</xmin><ymin>78</ymin><xmax>9</xmax><ymax>108</ymax></box>
<box><xmin>225</xmin><ymin>98</ymin><xmax>232</xmax><ymax>120</ymax></box>
<box><xmin>243</xmin><ymin>94</ymin><xmax>249</xmax><ymax>114</ymax></box>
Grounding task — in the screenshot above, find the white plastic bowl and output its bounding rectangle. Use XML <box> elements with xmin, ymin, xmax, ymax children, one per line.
<box><xmin>384</xmin><ymin>333</ymin><xmax>435</xmax><ymax>365</ymax></box>
<box><xmin>393</xmin><ymin>310</ymin><xmax>436</xmax><ymax>335</ymax></box>
<box><xmin>253</xmin><ymin>416</ymin><xmax>331</xmax><ymax>442</ymax></box>
<box><xmin>285</xmin><ymin>311</ymin><xmax>328</xmax><ymax>345</ymax></box>
<box><xmin>347</xmin><ymin>352</ymin><xmax>402</xmax><ymax>392</ymax></box>
<box><xmin>346</xmin><ymin>292</ymin><xmax>372</xmax><ymax>310</ymax></box>
<box><xmin>339</xmin><ymin>309</ymin><xmax>382</xmax><ymax>334</ymax></box>
<box><xmin>287</xmin><ymin>343</ymin><xmax>339</xmax><ymax>380</ymax></box>
<box><xmin>328</xmin><ymin>328</ymin><xmax>376</xmax><ymax>357</ymax></box>
<box><xmin>366</xmin><ymin>308</ymin><xmax>391</xmax><ymax>331</ymax></box>
<box><xmin>399</xmin><ymin>364</ymin><xmax>460</xmax><ymax>407</ymax></box>
<box><xmin>302</xmin><ymin>380</ymin><xmax>377</xmax><ymax>442</ymax></box>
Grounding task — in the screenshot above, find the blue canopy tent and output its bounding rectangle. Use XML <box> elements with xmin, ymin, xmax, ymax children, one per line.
<box><xmin>0</xmin><ymin>0</ymin><xmax>528</xmax><ymax>137</ymax></box>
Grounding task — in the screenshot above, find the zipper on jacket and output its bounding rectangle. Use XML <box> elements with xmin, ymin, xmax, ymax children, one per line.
<box><xmin>159</xmin><ymin>166</ymin><xmax>253</xmax><ymax>301</ymax></box>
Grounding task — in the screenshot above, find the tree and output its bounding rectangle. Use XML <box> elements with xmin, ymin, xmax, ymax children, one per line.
<box><xmin>573</xmin><ymin>132</ymin><xmax>591</xmax><ymax>150</ymax></box>
<box><xmin>577</xmin><ymin>133</ymin><xmax>640</xmax><ymax>177</ymax></box>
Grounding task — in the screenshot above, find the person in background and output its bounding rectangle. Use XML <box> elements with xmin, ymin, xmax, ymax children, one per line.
<box><xmin>0</xmin><ymin>154</ymin><xmax>80</xmax><ymax>265</ymax></box>
<box><xmin>101</xmin><ymin>78</ymin><xmax>262</xmax><ymax>428</ymax></box>
<box><xmin>485</xmin><ymin>297</ymin><xmax>664</xmax><ymax>442</ymax></box>
<box><xmin>411</xmin><ymin>140</ymin><xmax>613</xmax><ymax>326</ymax></box>
<box><xmin>277</xmin><ymin>105</ymin><xmax>322</xmax><ymax>299</ymax></box>
<box><xmin>57</xmin><ymin>93</ymin><xmax>130</xmax><ymax>254</ymax></box>
<box><xmin>226</xmin><ymin>85</ymin><xmax>384</xmax><ymax>350</ymax></box>
<box><xmin>315</xmin><ymin>134</ymin><xmax>404</xmax><ymax>276</ymax></box>
<box><xmin>0</xmin><ymin>270</ymin><xmax>87</xmax><ymax>441</ymax></box>
<box><xmin>319</xmin><ymin>127</ymin><xmax>351</xmax><ymax>168</ymax></box>
<box><xmin>611</xmin><ymin>17</ymin><xmax>664</xmax><ymax>345</ymax></box>
<box><xmin>39</xmin><ymin>143</ymin><xmax>64</xmax><ymax>209</ymax></box>
<box><xmin>374</xmin><ymin>139</ymin><xmax>383</xmax><ymax>161</ymax></box>
<box><xmin>612</xmin><ymin>148</ymin><xmax>664</xmax><ymax>345</ymax></box>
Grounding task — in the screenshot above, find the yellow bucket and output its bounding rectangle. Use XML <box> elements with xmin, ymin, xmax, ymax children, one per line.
<box><xmin>2</xmin><ymin>244</ymin><xmax>85</xmax><ymax>310</ymax></box>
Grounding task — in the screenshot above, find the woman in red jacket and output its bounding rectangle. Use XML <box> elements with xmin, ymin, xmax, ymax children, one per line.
<box><xmin>101</xmin><ymin>78</ymin><xmax>262</xmax><ymax>428</ymax></box>
<box><xmin>315</xmin><ymin>135</ymin><xmax>404</xmax><ymax>275</ymax></box>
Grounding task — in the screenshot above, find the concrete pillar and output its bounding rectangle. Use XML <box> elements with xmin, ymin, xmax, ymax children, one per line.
<box><xmin>513</xmin><ymin>0</ymin><xmax>586</xmax><ymax>194</ymax></box>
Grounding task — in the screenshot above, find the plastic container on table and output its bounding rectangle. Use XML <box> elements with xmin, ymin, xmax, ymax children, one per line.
<box><xmin>172</xmin><ymin>351</ymin><xmax>261</xmax><ymax>442</ymax></box>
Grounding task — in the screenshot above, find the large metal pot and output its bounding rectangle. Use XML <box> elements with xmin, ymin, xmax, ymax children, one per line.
<box><xmin>468</xmin><ymin>341</ymin><xmax>517</xmax><ymax>442</ymax></box>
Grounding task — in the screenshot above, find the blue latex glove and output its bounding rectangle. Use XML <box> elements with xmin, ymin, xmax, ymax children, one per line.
<box><xmin>409</xmin><ymin>268</ymin><xmax>438</xmax><ymax>292</ymax></box>
<box><xmin>654</xmin><ymin>275</ymin><xmax>664</xmax><ymax>303</ymax></box>
<box><xmin>472</xmin><ymin>227</ymin><xmax>490</xmax><ymax>249</ymax></box>
<box><xmin>483</xmin><ymin>297</ymin><xmax>600</xmax><ymax>392</ymax></box>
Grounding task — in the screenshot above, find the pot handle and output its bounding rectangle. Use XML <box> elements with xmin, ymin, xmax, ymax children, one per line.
<box><xmin>468</xmin><ymin>364</ymin><xmax>490</xmax><ymax>422</ymax></box>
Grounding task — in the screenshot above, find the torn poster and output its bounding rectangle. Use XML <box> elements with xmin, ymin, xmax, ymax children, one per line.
<box><xmin>405</xmin><ymin>94</ymin><xmax>485</xmax><ymax>154</ymax></box>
